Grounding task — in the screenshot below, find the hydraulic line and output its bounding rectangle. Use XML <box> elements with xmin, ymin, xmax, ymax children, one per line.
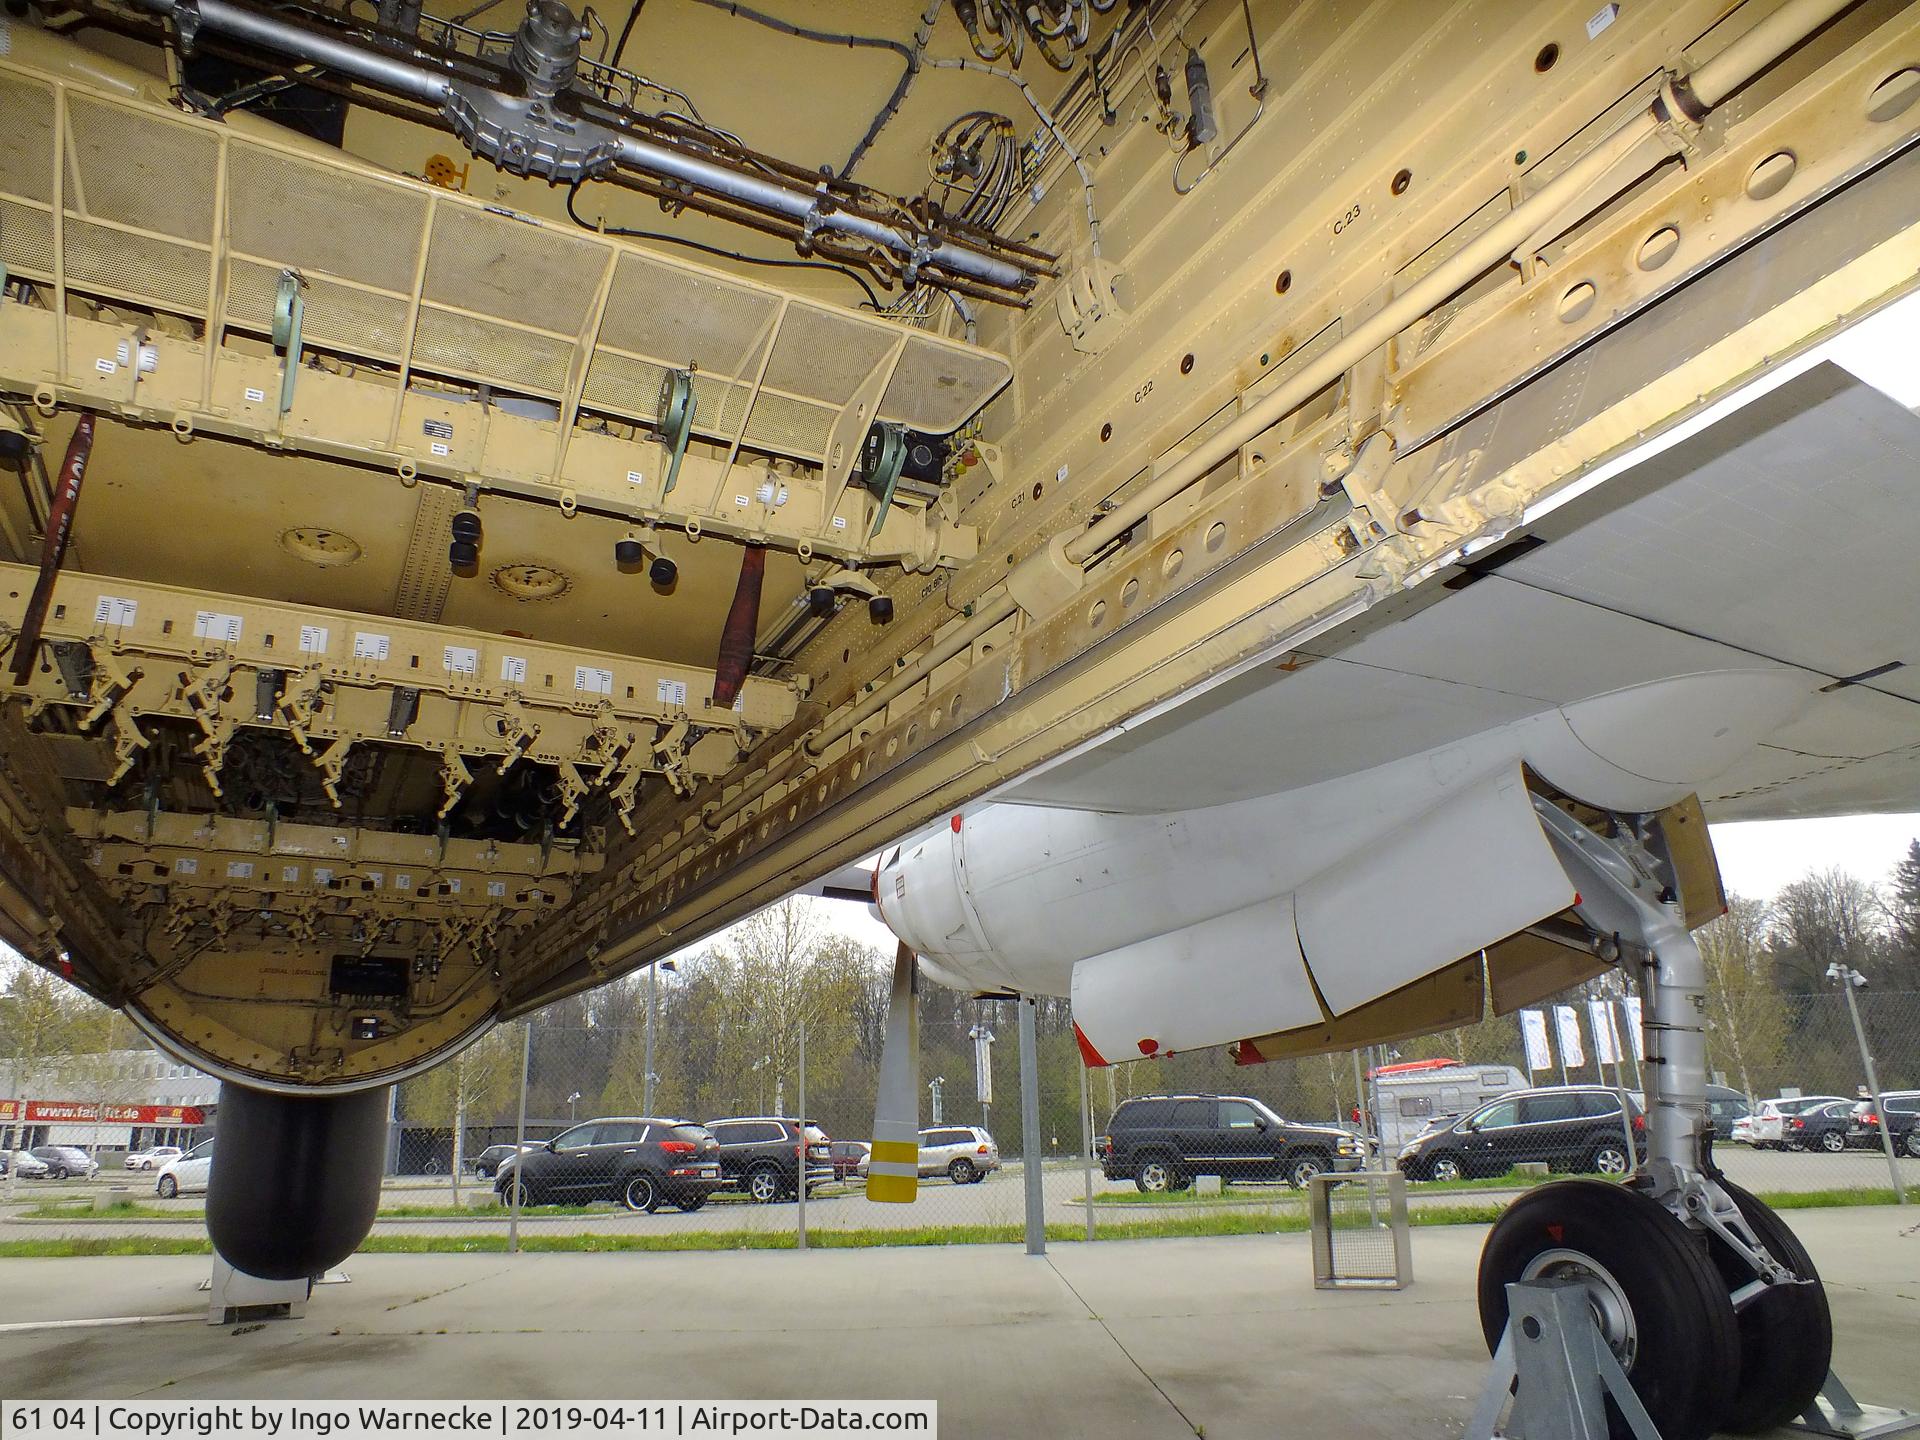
<box><xmin>9</xmin><ymin>414</ymin><xmax>96</xmax><ymax>687</ymax></box>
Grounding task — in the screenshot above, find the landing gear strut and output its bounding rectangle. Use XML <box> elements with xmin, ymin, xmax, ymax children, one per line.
<box><xmin>1476</xmin><ymin>802</ymin><xmax>1847</xmax><ymax>1440</ymax></box>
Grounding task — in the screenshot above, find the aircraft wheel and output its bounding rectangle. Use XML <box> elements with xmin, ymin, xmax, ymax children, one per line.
<box><xmin>1707</xmin><ymin>1180</ymin><xmax>1832</xmax><ymax>1433</ymax></box>
<box><xmin>1479</xmin><ymin>1181</ymin><xmax>1738</xmax><ymax>1440</ymax></box>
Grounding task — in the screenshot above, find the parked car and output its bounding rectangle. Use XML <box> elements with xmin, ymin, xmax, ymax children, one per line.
<box><xmin>705</xmin><ymin>1116</ymin><xmax>833</xmax><ymax>1202</ymax></box>
<box><xmin>1730</xmin><ymin>1112</ymin><xmax>1756</xmax><ymax>1145</ymax></box>
<box><xmin>825</xmin><ymin>1140</ymin><xmax>870</xmax><ymax>1181</ymax></box>
<box><xmin>155</xmin><ymin>1140</ymin><xmax>214</xmax><ymax>1198</ymax></box>
<box><xmin>1847</xmin><ymin>1091</ymin><xmax>1920</xmax><ymax>1157</ymax></box>
<box><xmin>1784</xmin><ymin>1099</ymin><xmax>1860</xmax><ymax>1154</ymax></box>
<box><xmin>29</xmin><ymin>1145</ymin><xmax>98</xmax><ymax>1180</ymax></box>
<box><xmin>1100</xmin><ymin>1094</ymin><xmax>1364</xmax><ymax>1192</ymax></box>
<box><xmin>2</xmin><ymin>1149</ymin><xmax>52</xmax><ymax>1179</ymax></box>
<box><xmin>1397</xmin><ymin>1085</ymin><xmax>1643</xmax><ymax>1182</ymax></box>
<box><xmin>495</xmin><ymin>1117</ymin><xmax>723</xmax><ymax>1212</ymax></box>
<box><xmin>919</xmin><ymin>1126</ymin><xmax>999</xmax><ymax>1183</ymax></box>
<box><xmin>125</xmin><ymin>1145</ymin><xmax>183</xmax><ymax>1171</ymax></box>
<box><xmin>1703</xmin><ymin>1083</ymin><xmax>1751</xmax><ymax>1142</ymax></box>
<box><xmin>471</xmin><ymin>1143</ymin><xmax>538</xmax><ymax>1178</ymax></box>
<box><xmin>1750</xmin><ymin>1095</ymin><xmax>1848</xmax><ymax>1149</ymax></box>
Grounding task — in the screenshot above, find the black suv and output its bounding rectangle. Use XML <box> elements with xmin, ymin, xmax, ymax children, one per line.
<box><xmin>1848</xmin><ymin>1090</ymin><xmax>1920</xmax><ymax>1157</ymax></box>
<box><xmin>495</xmin><ymin>1117</ymin><xmax>722</xmax><ymax>1212</ymax></box>
<box><xmin>1397</xmin><ymin>1085</ymin><xmax>1643</xmax><ymax>1182</ymax></box>
<box><xmin>706</xmin><ymin>1116</ymin><xmax>834</xmax><ymax>1203</ymax></box>
<box><xmin>1098</xmin><ymin>1094</ymin><xmax>1365</xmax><ymax>1192</ymax></box>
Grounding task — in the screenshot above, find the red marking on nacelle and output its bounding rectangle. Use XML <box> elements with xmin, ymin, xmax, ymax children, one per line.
<box><xmin>951</xmin><ymin>814</ymin><xmax>963</xmax><ymax>832</ymax></box>
<box><xmin>1073</xmin><ymin>1022</ymin><xmax>1109</xmax><ymax>1069</ymax></box>
<box><xmin>1232</xmin><ymin>1039</ymin><xmax>1267</xmax><ymax>1066</ymax></box>
<box><xmin>1137</xmin><ymin>1037</ymin><xmax>1160</xmax><ymax>1056</ymax></box>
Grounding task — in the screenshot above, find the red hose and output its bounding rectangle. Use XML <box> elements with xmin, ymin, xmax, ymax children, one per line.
<box><xmin>11</xmin><ymin>413</ymin><xmax>95</xmax><ymax>686</ymax></box>
<box><xmin>712</xmin><ymin>544</ymin><xmax>765</xmax><ymax>711</ymax></box>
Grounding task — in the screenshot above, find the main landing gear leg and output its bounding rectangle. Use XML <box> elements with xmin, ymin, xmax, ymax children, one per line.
<box><xmin>1474</xmin><ymin>803</ymin><xmax>1913</xmax><ymax>1440</ymax></box>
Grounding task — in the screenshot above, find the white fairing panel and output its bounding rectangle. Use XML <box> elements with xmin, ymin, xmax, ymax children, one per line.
<box><xmin>1293</xmin><ymin>764</ymin><xmax>1574</xmax><ymax>1016</ymax></box>
<box><xmin>1070</xmin><ymin>893</ymin><xmax>1314</xmax><ymax>1061</ymax></box>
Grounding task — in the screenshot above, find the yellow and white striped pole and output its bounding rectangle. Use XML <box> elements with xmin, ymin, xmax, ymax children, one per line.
<box><xmin>867</xmin><ymin>942</ymin><xmax>920</xmax><ymax>1203</ymax></box>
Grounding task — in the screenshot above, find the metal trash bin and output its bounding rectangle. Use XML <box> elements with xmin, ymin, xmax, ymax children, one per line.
<box><xmin>1308</xmin><ymin>1169</ymin><xmax>1412</xmax><ymax>1290</ymax></box>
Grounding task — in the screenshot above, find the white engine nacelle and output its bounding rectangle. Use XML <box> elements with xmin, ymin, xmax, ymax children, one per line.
<box><xmin>874</xmin><ymin>670</ymin><xmax>1810</xmax><ymax>1063</ymax></box>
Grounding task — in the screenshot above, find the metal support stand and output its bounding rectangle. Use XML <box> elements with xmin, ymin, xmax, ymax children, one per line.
<box><xmin>1018</xmin><ymin>994</ymin><xmax>1044</xmax><ymax>1256</ymax></box>
<box><xmin>1789</xmin><ymin>1373</ymin><xmax>1920</xmax><ymax>1440</ymax></box>
<box><xmin>201</xmin><ymin>1256</ymin><xmax>347</xmax><ymax>1325</ymax></box>
<box><xmin>1468</xmin><ymin>1280</ymin><xmax>1663</xmax><ymax>1440</ymax></box>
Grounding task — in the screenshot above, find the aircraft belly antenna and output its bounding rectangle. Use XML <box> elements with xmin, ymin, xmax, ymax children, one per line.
<box><xmin>658</xmin><ymin>368</ymin><xmax>695</xmax><ymax>497</ymax></box>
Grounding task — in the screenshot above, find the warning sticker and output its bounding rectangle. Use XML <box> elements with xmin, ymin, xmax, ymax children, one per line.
<box><xmin>245</xmin><ymin>386</ymin><xmax>267</xmax><ymax>403</ymax></box>
<box><xmin>430</xmin><ymin>441</ymin><xmax>451</xmax><ymax>457</ymax></box>
<box><xmin>94</xmin><ymin>595</ymin><xmax>138</xmax><ymax>627</ymax></box>
<box><xmin>94</xmin><ymin>357</ymin><xmax>117</xmax><ymax>375</ymax></box>
<box><xmin>831</xmin><ymin>516</ymin><xmax>848</xmax><ymax>529</ymax></box>
<box><xmin>446</xmin><ymin>877</ymin><xmax>463</xmax><ymax>894</ymax></box>
<box><xmin>574</xmin><ymin>665</ymin><xmax>613</xmax><ymax>696</ymax></box>
<box><xmin>627</xmin><ymin>470</ymin><xmax>644</xmax><ymax>485</ymax></box>
<box><xmin>282</xmin><ymin>865</ymin><xmax>302</xmax><ymax>884</ymax></box>
<box><xmin>443</xmin><ymin>645</ymin><xmax>479</xmax><ymax>675</ymax></box>
<box><xmin>656</xmin><ymin>678</ymin><xmax>688</xmax><ymax>707</ymax></box>
<box><xmin>487</xmin><ymin>880</ymin><xmax>508</xmax><ymax>899</ymax></box>
<box><xmin>314</xmin><ymin>866</ymin><xmax>335</xmax><ymax>886</ymax></box>
<box><xmin>194</xmin><ymin>610</ymin><xmax>243</xmax><ymax>643</ymax></box>
<box><xmin>298</xmin><ymin>624</ymin><xmax>330</xmax><ymax>655</ymax></box>
<box><xmin>500</xmin><ymin>655</ymin><xmax>528</xmax><ymax>684</ymax></box>
<box><xmin>395</xmin><ymin>873</ymin><xmax>413</xmax><ymax>891</ymax></box>
<box><xmin>423</xmin><ymin>418</ymin><xmax>454</xmax><ymax>439</ymax></box>
<box><xmin>354</xmin><ymin>632</ymin><xmax>391</xmax><ymax>661</ymax></box>
<box><xmin>226</xmin><ymin>861</ymin><xmax>254</xmax><ymax>880</ymax></box>
<box><xmin>173</xmin><ymin>857</ymin><xmax>199</xmax><ymax>876</ymax></box>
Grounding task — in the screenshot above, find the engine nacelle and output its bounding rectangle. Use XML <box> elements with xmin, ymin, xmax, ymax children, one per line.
<box><xmin>876</xmin><ymin>670</ymin><xmax>1812</xmax><ymax>1061</ymax></box>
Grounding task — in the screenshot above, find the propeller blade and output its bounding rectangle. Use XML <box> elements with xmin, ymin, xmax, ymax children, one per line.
<box><xmin>867</xmin><ymin>941</ymin><xmax>920</xmax><ymax>1203</ymax></box>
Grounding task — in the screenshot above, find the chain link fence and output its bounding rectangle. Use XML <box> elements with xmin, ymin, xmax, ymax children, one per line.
<box><xmin>4</xmin><ymin>952</ymin><xmax>1915</xmax><ymax>1256</ymax></box>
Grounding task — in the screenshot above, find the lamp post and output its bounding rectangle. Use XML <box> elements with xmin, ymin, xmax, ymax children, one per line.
<box><xmin>566</xmin><ymin>1090</ymin><xmax>581</xmax><ymax>1124</ymax></box>
<box><xmin>643</xmin><ymin>959</ymin><xmax>678</xmax><ymax>1116</ymax></box>
<box><xmin>1827</xmin><ymin>963</ymin><xmax>1906</xmax><ymax>1203</ymax></box>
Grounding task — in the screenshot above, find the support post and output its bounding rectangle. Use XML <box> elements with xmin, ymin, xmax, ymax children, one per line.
<box><xmin>644</xmin><ymin>961</ymin><xmax>656</xmax><ymax>1119</ymax></box>
<box><xmin>508</xmin><ymin>1020</ymin><xmax>529</xmax><ymax>1254</ymax></box>
<box><xmin>1835</xmin><ymin>971</ymin><xmax>1907</xmax><ymax>1204</ymax></box>
<box><xmin>1078</xmin><ymin>1058</ymin><xmax>1095</xmax><ymax>1243</ymax></box>
<box><xmin>1019</xmin><ymin>995</ymin><xmax>1044</xmax><ymax>1256</ymax></box>
<box><xmin>796</xmin><ymin>1019</ymin><xmax>807</xmax><ymax>1251</ymax></box>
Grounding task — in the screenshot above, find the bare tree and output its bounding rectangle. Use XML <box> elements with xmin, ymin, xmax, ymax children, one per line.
<box><xmin>1700</xmin><ymin>896</ymin><xmax>1790</xmax><ymax>1099</ymax></box>
<box><xmin>1769</xmin><ymin>868</ymin><xmax>1882</xmax><ymax>993</ymax></box>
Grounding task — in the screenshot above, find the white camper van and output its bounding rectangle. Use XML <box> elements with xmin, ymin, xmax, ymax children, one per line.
<box><xmin>1372</xmin><ymin>1060</ymin><xmax>1527</xmax><ymax>1153</ymax></box>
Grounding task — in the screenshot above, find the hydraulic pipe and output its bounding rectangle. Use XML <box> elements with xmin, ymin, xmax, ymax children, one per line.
<box><xmin>129</xmin><ymin>0</ymin><xmax>1033</xmax><ymax>292</ymax></box>
<box><xmin>1686</xmin><ymin>0</ymin><xmax>1854</xmax><ymax>107</ymax></box>
<box><xmin>11</xmin><ymin>414</ymin><xmax>95</xmax><ymax>686</ymax></box>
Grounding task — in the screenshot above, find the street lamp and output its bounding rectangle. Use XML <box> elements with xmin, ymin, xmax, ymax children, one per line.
<box><xmin>643</xmin><ymin>958</ymin><xmax>678</xmax><ymax>1116</ymax></box>
<box><xmin>566</xmin><ymin>1090</ymin><xmax>581</xmax><ymax>1123</ymax></box>
<box><xmin>1827</xmin><ymin>963</ymin><xmax>1906</xmax><ymax>1203</ymax></box>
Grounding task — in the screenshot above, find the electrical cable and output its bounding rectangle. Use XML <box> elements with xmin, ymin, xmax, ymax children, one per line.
<box><xmin>608</xmin><ymin>0</ymin><xmax>644</xmax><ymax>68</ymax></box>
<box><xmin>564</xmin><ymin>180</ymin><xmax>886</xmax><ymax>309</ymax></box>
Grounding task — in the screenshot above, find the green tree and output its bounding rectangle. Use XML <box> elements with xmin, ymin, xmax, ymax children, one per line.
<box><xmin>403</xmin><ymin>1024</ymin><xmax>523</xmax><ymax>1202</ymax></box>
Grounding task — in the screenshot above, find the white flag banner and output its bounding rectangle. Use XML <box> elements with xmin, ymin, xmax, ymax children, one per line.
<box><xmin>1622</xmin><ymin>994</ymin><xmax>1645</xmax><ymax>1060</ymax></box>
<box><xmin>1520</xmin><ymin>1008</ymin><xmax>1553</xmax><ymax>1072</ymax></box>
<box><xmin>1588</xmin><ymin>999</ymin><xmax>1622</xmax><ymax>1065</ymax></box>
<box><xmin>1554</xmin><ymin>1004</ymin><xmax>1587</xmax><ymax>1069</ymax></box>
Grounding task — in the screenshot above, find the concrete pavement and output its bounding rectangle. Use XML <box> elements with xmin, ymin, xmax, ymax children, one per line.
<box><xmin>0</xmin><ymin>1206</ymin><xmax>1913</xmax><ymax>1439</ymax></box>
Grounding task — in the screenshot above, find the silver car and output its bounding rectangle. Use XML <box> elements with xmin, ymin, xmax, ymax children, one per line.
<box><xmin>918</xmin><ymin>1125</ymin><xmax>999</xmax><ymax>1183</ymax></box>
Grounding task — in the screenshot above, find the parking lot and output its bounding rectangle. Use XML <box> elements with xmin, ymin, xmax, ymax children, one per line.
<box><xmin>6</xmin><ymin>1144</ymin><xmax>1914</xmax><ymax>1246</ymax></box>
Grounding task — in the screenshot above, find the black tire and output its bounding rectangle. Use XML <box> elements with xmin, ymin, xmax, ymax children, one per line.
<box><xmin>1168</xmin><ymin>1173</ymin><xmax>1194</xmax><ymax>1192</ymax></box>
<box><xmin>676</xmin><ymin>1196</ymin><xmax>706</xmax><ymax>1213</ymax></box>
<box><xmin>1479</xmin><ymin>1181</ymin><xmax>1738</xmax><ymax>1440</ymax></box>
<box><xmin>622</xmin><ymin>1174</ymin><xmax>660</xmax><ymax>1213</ymax></box>
<box><xmin>157</xmin><ymin>1175</ymin><xmax>178</xmax><ymax>1199</ymax></box>
<box><xmin>1133</xmin><ymin>1154</ymin><xmax>1182</xmax><ymax>1194</ymax></box>
<box><xmin>1819</xmin><ymin>1130</ymin><xmax>1846</xmax><ymax>1154</ymax></box>
<box><xmin>745</xmin><ymin>1164</ymin><xmax>784</xmax><ymax>1204</ymax></box>
<box><xmin>1707</xmin><ymin>1180</ymin><xmax>1832</xmax><ymax>1434</ymax></box>
<box><xmin>502</xmin><ymin>1178</ymin><xmax>537</xmax><ymax>1208</ymax></box>
<box><xmin>1586</xmin><ymin>1141</ymin><xmax>1632</xmax><ymax>1178</ymax></box>
<box><xmin>947</xmin><ymin>1158</ymin><xmax>976</xmax><ymax>1184</ymax></box>
<box><xmin>1426</xmin><ymin>1152</ymin><xmax>1465</xmax><ymax>1184</ymax></box>
<box><xmin>50</xmin><ymin>1166</ymin><xmax>67</xmax><ymax>1181</ymax></box>
<box><xmin>1286</xmin><ymin>1152</ymin><xmax>1328</xmax><ymax>1189</ymax></box>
